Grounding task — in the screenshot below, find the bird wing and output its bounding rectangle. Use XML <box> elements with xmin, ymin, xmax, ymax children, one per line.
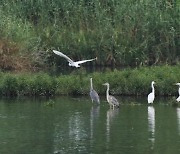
<box><xmin>76</xmin><ymin>57</ymin><xmax>97</xmax><ymax>65</ymax></box>
<box><xmin>109</xmin><ymin>95</ymin><xmax>119</xmax><ymax>106</ymax></box>
<box><xmin>148</xmin><ymin>93</ymin><xmax>154</xmax><ymax>103</ymax></box>
<box><xmin>90</xmin><ymin>89</ymin><xmax>100</xmax><ymax>103</ymax></box>
<box><xmin>53</xmin><ymin>50</ymin><xmax>74</xmax><ymax>63</ymax></box>
<box><xmin>176</xmin><ymin>96</ymin><xmax>180</xmax><ymax>102</ymax></box>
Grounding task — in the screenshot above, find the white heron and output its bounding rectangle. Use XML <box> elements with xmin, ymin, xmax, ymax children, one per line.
<box><xmin>148</xmin><ymin>81</ymin><xmax>156</xmax><ymax>104</ymax></box>
<box><xmin>175</xmin><ymin>83</ymin><xmax>180</xmax><ymax>102</ymax></box>
<box><xmin>89</xmin><ymin>78</ymin><xmax>100</xmax><ymax>104</ymax></box>
<box><xmin>53</xmin><ymin>50</ymin><xmax>97</xmax><ymax>68</ymax></box>
<box><xmin>103</xmin><ymin>83</ymin><xmax>119</xmax><ymax>109</ymax></box>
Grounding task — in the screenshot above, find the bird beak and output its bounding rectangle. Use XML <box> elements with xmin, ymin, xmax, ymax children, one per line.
<box><xmin>102</xmin><ymin>83</ymin><xmax>106</xmax><ymax>86</ymax></box>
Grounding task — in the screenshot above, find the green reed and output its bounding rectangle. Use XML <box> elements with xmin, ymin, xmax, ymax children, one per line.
<box><xmin>0</xmin><ymin>65</ymin><xmax>179</xmax><ymax>96</ymax></box>
<box><xmin>0</xmin><ymin>0</ymin><xmax>179</xmax><ymax>67</ymax></box>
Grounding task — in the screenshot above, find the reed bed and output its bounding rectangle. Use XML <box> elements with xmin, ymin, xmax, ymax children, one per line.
<box><xmin>0</xmin><ymin>0</ymin><xmax>179</xmax><ymax>68</ymax></box>
<box><xmin>0</xmin><ymin>65</ymin><xmax>179</xmax><ymax>96</ymax></box>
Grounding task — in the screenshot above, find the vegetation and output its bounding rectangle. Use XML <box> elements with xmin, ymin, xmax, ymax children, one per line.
<box><xmin>0</xmin><ymin>0</ymin><xmax>179</xmax><ymax>70</ymax></box>
<box><xmin>0</xmin><ymin>65</ymin><xmax>179</xmax><ymax>96</ymax></box>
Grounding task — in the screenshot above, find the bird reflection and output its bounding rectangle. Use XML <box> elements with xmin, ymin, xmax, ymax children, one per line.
<box><xmin>90</xmin><ymin>106</ymin><xmax>100</xmax><ymax>141</ymax></box>
<box><xmin>177</xmin><ymin>108</ymin><xmax>180</xmax><ymax>135</ymax></box>
<box><xmin>106</xmin><ymin>108</ymin><xmax>119</xmax><ymax>144</ymax></box>
<box><xmin>148</xmin><ymin>106</ymin><xmax>155</xmax><ymax>148</ymax></box>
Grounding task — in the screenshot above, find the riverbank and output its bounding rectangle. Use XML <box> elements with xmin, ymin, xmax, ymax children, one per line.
<box><xmin>0</xmin><ymin>65</ymin><xmax>179</xmax><ymax>96</ymax></box>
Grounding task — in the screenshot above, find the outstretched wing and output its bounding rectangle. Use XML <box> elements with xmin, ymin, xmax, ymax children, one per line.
<box><xmin>53</xmin><ymin>50</ymin><xmax>74</xmax><ymax>63</ymax></box>
<box><xmin>76</xmin><ymin>57</ymin><xmax>97</xmax><ymax>65</ymax></box>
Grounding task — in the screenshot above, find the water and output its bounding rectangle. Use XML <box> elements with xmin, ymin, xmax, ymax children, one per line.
<box><xmin>0</xmin><ymin>96</ymin><xmax>180</xmax><ymax>154</ymax></box>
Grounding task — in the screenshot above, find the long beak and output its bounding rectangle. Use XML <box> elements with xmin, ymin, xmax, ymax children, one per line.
<box><xmin>102</xmin><ymin>83</ymin><xmax>106</xmax><ymax>86</ymax></box>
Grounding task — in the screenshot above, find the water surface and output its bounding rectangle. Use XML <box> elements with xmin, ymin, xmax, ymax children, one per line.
<box><xmin>0</xmin><ymin>97</ymin><xmax>180</xmax><ymax>154</ymax></box>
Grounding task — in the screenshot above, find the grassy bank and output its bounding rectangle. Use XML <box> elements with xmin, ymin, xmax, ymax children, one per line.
<box><xmin>0</xmin><ymin>65</ymin><xmax>179</xmax><ymax>96</ymax></box>
<box><xmin>0</xmin><ymin>0</ymin><xmax>179</xmax><ymax>70</ymax></box>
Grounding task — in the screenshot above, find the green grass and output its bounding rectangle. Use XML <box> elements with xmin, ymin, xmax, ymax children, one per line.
<box><xmin>0</xmin><ymin>65</ymin><xmax>179</xmax><ymax>96</ymax></box>
<box><xmin>0</xmin><ymin>0</ymin><xmax>179</xmax><ymax>69</ymax></box>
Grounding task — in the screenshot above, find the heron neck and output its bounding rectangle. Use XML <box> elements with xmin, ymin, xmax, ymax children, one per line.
<box><xmin>178</xmin><ymin>87</ymin><xmax>180</xmax><ymax>96</ymax></box>
<box><xmin>90</xmin><ymin>79</ymin><xmax>93</xmax><ymax>90</ymax></box>
<box><xmin>152</xmin><ymin>84</ymin><xmax>155</xmax><ymax>94</ymax></box>
<box><xmin>106</xmin><ymin>85</ymin><xmax>110</xmax><ymax>99</ymax></box>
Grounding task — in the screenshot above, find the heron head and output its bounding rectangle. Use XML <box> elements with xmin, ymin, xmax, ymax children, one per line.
<box><xmin>103</xmin><ymin>82</ymin><xmax>109</xmax><ymax>86</ymax></box>
<box><xmin>68</xmin><ymin>63</ymin><xmax>72</xmax><ymax>66</ymax></box>
<box><xmin>152</xmin><ymin>81</ymin><xmax>156</xmax><ymax>85</ymax></box>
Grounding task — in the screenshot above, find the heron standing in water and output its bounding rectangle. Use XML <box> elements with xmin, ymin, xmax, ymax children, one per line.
<box><xmin>89</xmin><ymin>78</ymin><xmax>100</xmax><ymax>104</ymax></box>
<box><xmin>103</xmin><ymin>82</ymin><xmax>119</xmax><ymax>109</ymax></box>
<box><xmin>148</xmin><ymin>81</ymin><xmax>156</xmax><ymax>104</ymax></box>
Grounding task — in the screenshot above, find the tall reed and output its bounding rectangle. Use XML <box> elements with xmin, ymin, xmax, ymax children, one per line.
<box><xmin>0</xmin><ymin>0</ymin><xmax>179</xmax><ymax>67</ymax></box>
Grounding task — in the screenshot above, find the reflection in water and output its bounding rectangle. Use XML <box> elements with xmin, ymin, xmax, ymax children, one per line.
<box><xmin>90</xmin><ymin>106</ymin><xmax>100</xmax><ymax>142</ymax></box>
<box><xmin>1</xmin><ymin>97</ymin><xmax>180</xmax><ymax>154</ymax></box>
<box><xmin>53</xmin><ymin>112</ymin><xmax>88</xmax><ymax>154</ymax></box>
<box><xmin>177</xmin><ymin>108</ymin><xmax>180</xmax><ymax>135</ymax></box>
<box><xmin>69</xmin><ymin>112</ymin><xmax>82</xmax><ymax>141</ymax></box>
<box><xmin>148</xmin><ymin>106</ymin><xmax>155</xmax><ymax>148</ymax></box>
<box><xmin>106</xmin><ymin>109</ymin><xmax>119</xmax><ymax>145</ymax></box>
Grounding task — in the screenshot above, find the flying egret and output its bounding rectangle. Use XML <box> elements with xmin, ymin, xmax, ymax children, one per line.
<box><xmin>53</xmin><ymin>50</ymin><xmax>97</xmax><ymax>68</ymax></box>
<box><xmin>103</xmin><ymin>83</ymin><xmax>119</xmax><ymax>109</ymax></box>
<box><xmin>89</xmin><ymin>78</ymin><xmax>100</xmax><ymax>104</ymax></box>
<box><xmin>175</xmin><ymin>83</ymin><xmax>180</xmax><ymax>102</ymax></box>
<box><xmin>148</xmin><ymin>81</ymin><xmax>156</xmax><ymax>104</ymax></box>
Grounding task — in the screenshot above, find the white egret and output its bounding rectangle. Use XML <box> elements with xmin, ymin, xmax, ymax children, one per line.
<box><xmin>53</xmin><ymin>50</ymin><xmax>97</xmax><ymax>68</ymax></box>
<box><xmin>103</xmin><ymin>83</ymin><xmax>119</xmax><ymax>109</ymax></box>
<box><xmin>89</xmin><ymin>78</ymin><xmax>100</xmax><ymax>104</ymax></box>
<box><xmin>175</xmin><ymin>83</ymin><xmax>180</xmax><ymax>102</ymax></box>
<box><xmin>148</xmin><ymin>81</ymin><xmax>156</xmax><ymax>104</ymax></box>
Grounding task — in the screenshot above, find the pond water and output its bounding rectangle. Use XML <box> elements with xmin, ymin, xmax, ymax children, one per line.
<box><xmin>0</xmin><ymin>96</ymin><xmax>180</xmax><ymax>154</ymax></box>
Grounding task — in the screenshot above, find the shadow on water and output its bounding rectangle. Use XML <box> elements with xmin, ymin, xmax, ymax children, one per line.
<box><xmin>0</xmin><ymin>96</ymin><xmax>180</xmax><ymax>154</ymax></box>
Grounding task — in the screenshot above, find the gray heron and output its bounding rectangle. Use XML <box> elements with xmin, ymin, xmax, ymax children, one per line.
<box><xmin>148</xmin><ymin>81</ymin><xmax>156</xmax><ymax>104</ymax></box>
<box><xmin>53</xmin><ymin>50</ymin><xmax>97</xmax><ymax>68</ymax></box>
<box><xmin>89</xmin><ymin>78</ymin><xmax>100</xmax><ymax>104</ymax></box>
<box><xmin>103</xmin><ymin>82</ymin><xmax>119</xmax><ymax>109</ymax></box>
